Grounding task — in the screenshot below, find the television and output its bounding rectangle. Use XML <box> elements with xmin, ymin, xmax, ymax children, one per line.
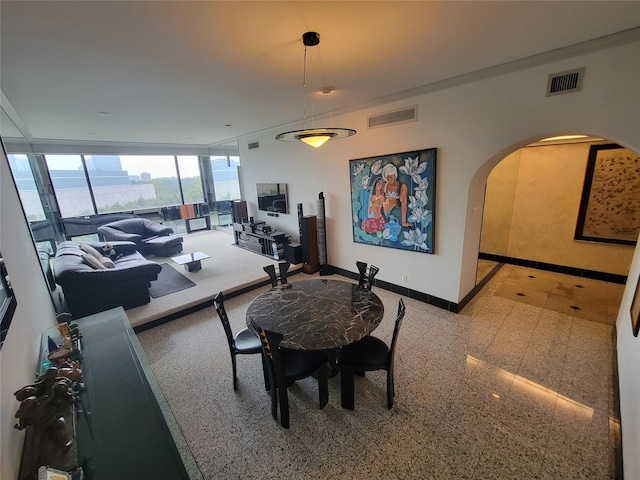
<box><xmin>256</xmin><ymin>183</ymin><xmax>289</xmax><ymax>214</ymax></box>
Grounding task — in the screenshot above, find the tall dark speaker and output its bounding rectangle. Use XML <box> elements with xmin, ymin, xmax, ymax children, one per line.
<box><xmin>297</xmin><ymin>203</ymin><xmax>304</xmax><ymax>239</ymax></box>
<box><xmin>316</xmin><ymin>192</ymin><xmax>329</xmax><ymax>276</ymax></box>
<box><xmin>232</xmin><ymin>200</ymin><xmax>248</xmax><ymax>224</ymax></box>
<box><xmin>299</xmin><ymin>215</ymin><xmax>319</xmax><ymax>274</ymax></box>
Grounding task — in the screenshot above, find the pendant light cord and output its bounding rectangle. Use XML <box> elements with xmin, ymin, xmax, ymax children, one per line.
<box><xmin>302</xmin><ymin>44</ymin><xmax>309</xmax><ymax>128</ymax></box>
<box><xmin>302</xmin><ymin>41</ymin><xmax>334</xmax><ymax>129</ymax></box>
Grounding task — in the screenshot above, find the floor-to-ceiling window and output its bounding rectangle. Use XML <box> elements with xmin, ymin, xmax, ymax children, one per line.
<box><xmin>177</xmin><ymin>156</ymin><xmax>204</xmax><ymax>205</ymax></box>
<box><xmin>7</xmin><ymin>146</ymin><xmax>243</xmax><ymax>243</ymax></box>
<box><xmin>45</xmin><ymin>155</ymin><xmax>95</xmax><ymax>217</ymax></box>
<box><xmin>86</xmin><ymin>155</ymin><xmax>185</xmax><ymax>213</ymax></box>
<box><xmin>6</xmin><ymin>154</ymin><xmax>46</xmax><ymax>221</ymax></box>
<box><xmin>210</xmin><ymin>155</ymin><xmax>240</xmax><ymax>201</ymax></box>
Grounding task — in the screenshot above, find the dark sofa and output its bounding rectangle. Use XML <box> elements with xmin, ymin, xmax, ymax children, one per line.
<box><xmin>97</xmin><ymin>218</ymin><xmax>184</xmax><ymax>257</ymax></box>
<box><xmin>62</xmin><ymin>213</ymin><xmax>138</xmax><ymax>240</ymax></box>
<box><xmin>53</xmin><ymin>241</ymin><xmax>162</xmax><ymax>319</ymax></box>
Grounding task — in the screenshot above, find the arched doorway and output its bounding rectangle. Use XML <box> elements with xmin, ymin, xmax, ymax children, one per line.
<box><xmin>475</xmin><ymin>135</ymin><xmax>637</xmax><ymax>322</ymax></box>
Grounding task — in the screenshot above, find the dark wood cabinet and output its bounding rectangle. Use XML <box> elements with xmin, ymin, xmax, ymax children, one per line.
<box><xmin>300</xmin><ymin>215</ymin><xmax>319</xmax><ymax>274</ymax></box>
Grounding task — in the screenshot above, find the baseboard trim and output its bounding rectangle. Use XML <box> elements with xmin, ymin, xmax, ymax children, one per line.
<box><xmin>133</xmin><ymin>268</ymin><xmax>305</xmax><ymax>333</ymax></box>
<box><xmin>135</xmin><ymin>254</ymin><xmax>623</xmax><ymax>332</ymax></box>
<box><xmin>331</xmin><ymin>266</ymin><xmax>462</xmax><ymax>313</ymax></box>
<box><xmin>478</xmin><ymin>253</ymin><xmax>628</xmax><ymax>284</ymax></box>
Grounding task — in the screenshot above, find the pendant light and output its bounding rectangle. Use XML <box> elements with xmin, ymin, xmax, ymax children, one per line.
<box><xmin>276</xmin><ymin>32</ymin><xmax>356</xmax><ymax>148</ymax></box>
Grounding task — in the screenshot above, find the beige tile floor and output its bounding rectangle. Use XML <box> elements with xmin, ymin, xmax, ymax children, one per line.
<box><xmin>137</xmin><ymin>262</ymin><xmax>623</xmax><ymax>479</ymax></box>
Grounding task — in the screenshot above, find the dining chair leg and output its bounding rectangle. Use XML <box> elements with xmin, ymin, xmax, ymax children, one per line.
<box><xmin>269</xmin><ymin>384</ymin><xmax>278</xmax><ymax>420</ymax></box>
<box><xmin>340</xmin><ymin>366</ymin><xmax>355</xmax><ymax>410</ymax></box>
<box><xmin>386</xmin><ymin>369</ymin><xmax>394</xmax><ymax>409</ymax></box>
<box><xmin>318</xmin><ymin>364</ymin><xmax>329</xmax><ymax>409</ymax></box>
<box><xmin>278</xmin><ymin>387</ymin><xmax>290</xmax><ymax>429</ymax></box>
<box><xmin>230</xmin><ymin>353</ymin><xmax>238</xmax><ymax>391</ymax></box>
<box><xmin>260</xmin><ymin>354</ymin><xmax>270</xmax><ymax>391</ymax></box>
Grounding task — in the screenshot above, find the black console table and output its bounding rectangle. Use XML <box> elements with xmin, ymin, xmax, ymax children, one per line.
<box><xmin>32</xmin><ymin>308</ymin><xmax>202</xmax><ymax>480</ymax></box>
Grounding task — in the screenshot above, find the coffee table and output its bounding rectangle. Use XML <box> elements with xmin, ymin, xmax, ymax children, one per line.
<box><xmin>171</xmin><ymin>251</ymin><xmax>210</xmax><ymax>272</ymax></box>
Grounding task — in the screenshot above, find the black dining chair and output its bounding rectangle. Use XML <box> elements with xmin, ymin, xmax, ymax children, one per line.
<box><xmin>338</xmin><ymin>298</ymin><xmax>406</xmax><ymax>410</ymax></box>
<box><xmin>356</xmin><ymin>261</ymin><xmax>380</xmax><ymax>290</ymax></box>
<box><xmin>213</xmin><ymin>292</ymin><xmax>267</xmax><ymax>391</ymax></box>
<box><xmin>250</xmin><ymin>319</ymin><xmax>329</xmax><ymax>429</ymax></box>
<box><xmin>263</xmin><ymin>262</ymin><xmax>290</xmax><ymax>287</ymax></box>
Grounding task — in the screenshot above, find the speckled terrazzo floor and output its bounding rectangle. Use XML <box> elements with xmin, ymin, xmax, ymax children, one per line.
<box><xmin>137</xmin><ymin>264</ymin><xmax>622</xmax><ymax>479</ymax></box>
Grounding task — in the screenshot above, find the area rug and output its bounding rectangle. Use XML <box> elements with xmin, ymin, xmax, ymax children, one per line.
<box><xmin>149</xmin><ymin>263</ymin><xmax>196</xmax><ymax>298</ymax></box>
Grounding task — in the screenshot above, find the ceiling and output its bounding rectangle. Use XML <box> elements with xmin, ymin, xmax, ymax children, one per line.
<box><xmin>1</xmin><ymin>1</ymin><xmax>639</xmax><ymax>149</ymax></box>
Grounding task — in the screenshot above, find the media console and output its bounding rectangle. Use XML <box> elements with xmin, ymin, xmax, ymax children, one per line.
<box><xmin>233</xmin><ymin>222</ymin><xmax>290</xmax><ymax>260</ymax></box>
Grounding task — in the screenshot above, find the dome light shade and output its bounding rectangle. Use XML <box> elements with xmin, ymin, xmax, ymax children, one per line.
<box><xmin>276</xmin><ymin>128</ymin><xmax>355</xmax><ymax>148</ymax></box>
<box><xmin>299</xmin><ymin>134</ymin><xmax>332</xmax><ymax>148</ymax></box>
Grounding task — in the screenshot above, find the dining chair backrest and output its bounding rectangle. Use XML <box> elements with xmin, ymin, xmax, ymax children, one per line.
<box><xmin>213</xmin><ymin>292</ymin><xmax>234</xmax><ymax>346</ymax></box>
<box><xmin>263</xmin><ymin>262</ymin><xmax>290</xmax><ymax>287</ymax></box>
<box><xmin>263</xmin><ymin>264</ymin><xmax>278</xmax><ymax>287</ymax></box>
<box><xmin>278</xmin><ymin>262</ymin><xmax>290</xmax><ymax>284</ymax></box>
<box><xmin>388</xmin><ymin>298</ymin><xmax>406</xmax><ymax>368</ymax></box>
<box><xmin>367</xmin><ymin>265</ymin><xmax>380</xmax><ymax>289</ymax></box>
<box><xmin>215</xmin><ymin>292</ymin><xmax>265</xmax><ymax>391</ymax></box>
<box><xmin>251</xmin><ymin>319</ymin><xmax>282</xmax><ymax>380</ymax></box>
<box><xmin>356</xmin><ymin>261</ymin><xmax>379</xmax><ymax>290</ymax></box>
<box><xmin>356</xmin><ymin>261</ymin><xmax>367</xmax><ymax>287</ymax></box>
<box><xmin>250</xmin><ymin>317</ymin><xmax>329</xmax><ymax>428</ymax></box>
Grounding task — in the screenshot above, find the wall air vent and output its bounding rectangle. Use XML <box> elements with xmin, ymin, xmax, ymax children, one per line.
<box><xmin>248</xmin><ymin>141</ymin><xmax>259</xmax><ymax>150</ymax></box>
<box><xmin>368</xmin><ymin>105</ymin><xmax>417</xmax><ymax>129</ymax></box>
<box><xmin>546</xmin><ymin>67</ymin><xmax>585</xmax><ymax>97</ymax></box>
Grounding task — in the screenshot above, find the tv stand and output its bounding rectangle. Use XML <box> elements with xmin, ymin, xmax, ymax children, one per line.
<box><xmin>233</xmin><ymin>223</ymin><xmax>289</xmax><ymax>260</ymax></box>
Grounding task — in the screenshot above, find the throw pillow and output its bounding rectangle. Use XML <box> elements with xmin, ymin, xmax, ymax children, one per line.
<box><xmin>79</xmin><ymin>243</ymin><xmax>103</xmax><ymax>260</ymax></box>
<box><xmin>100</xmin><ymin>256</ymin><xmax>115</xmax><ymax>269</ymax></box>
<box><xmin>82</xmin><ymin>253</ymin><xmax>107</xmax><ymax>270</ymax></box>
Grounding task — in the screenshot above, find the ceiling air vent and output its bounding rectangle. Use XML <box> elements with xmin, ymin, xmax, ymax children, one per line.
<box><xmin>546</xmin><ymin>67</ymin><xmax>585</xmax><ymax>97</ymax></box>
<box><xmin>368</xmin><ymin>105</ymin><xmax>417</xmax><ymax>129</ymax></box>
<box><xmin>248</xmin><ymin>141</ymin><xmax>259</xmax><ymax>150</ymax></box>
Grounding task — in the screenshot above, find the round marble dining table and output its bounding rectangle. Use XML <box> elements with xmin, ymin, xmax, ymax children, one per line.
<box><xmin>246</xmin><ymin>278</ymin><xmax>385</xmax><ymax>350</ymax></box>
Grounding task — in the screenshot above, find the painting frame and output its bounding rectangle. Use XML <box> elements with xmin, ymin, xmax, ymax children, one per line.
<box><xmin>350</xmin><ymin>148</ymin><xmax>437</xmax><ymax>254</ymax></box>
<box><xmin>574</xmin><ymin>143</ymin><xmax>640</xmax><ymax>245</ymax></box>
<box><xmin>631</xmin><ymin>274</ymin><xmax>640</xmax><ymax>337</ymax></box>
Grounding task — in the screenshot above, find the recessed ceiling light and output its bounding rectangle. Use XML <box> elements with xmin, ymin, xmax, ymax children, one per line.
<box><xmin>97</xmin><ymin>111</ymin><xmax>110</xmax><ymax>117</ymax></box>
<box><xmin>540</xmin><ymin>135</ymin><xmax>587</xmax><ymax>142</ymax></box>
<box><xmin>224</xmin><ymin>124</ymin><xmax>232</xmax><ymax>127</ymax></box>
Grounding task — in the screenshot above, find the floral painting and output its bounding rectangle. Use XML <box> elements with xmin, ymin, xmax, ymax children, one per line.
<box><xmin>575</xmin><ymin>144</ymin><xmax>640</xmax><ymax>245</ymax></box>
<box><xmin>350</xmin><ymin>148</ymin><xmax>436</xmax><ymax>253</ymax></box>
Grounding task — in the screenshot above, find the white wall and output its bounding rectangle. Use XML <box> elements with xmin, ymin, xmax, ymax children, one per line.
<box><xmin>616</xmin><ymin>234</ymin><xmax>640</xmax><ymax>480</ymax></box>
<box><xmin>1</xmin><ymin>38</ymin><xmax>638</xmax><ymax>478</ymax></box>
<box><xmin>0</xmin><ymin>153</ymin><xmax>58</xmax><ymax>479</ymax></box>
<box><xmin>481</xmin><ymin>142</ymin><xmax>635</xmax><ymax>275</ymax></box>
<box><xmin>241</xmin><ymin>41</ymin><xmax>640</xmax><ymax>304</ymax></box>
<box><xmin>239</xmin><ymin>40</ymin><xmax>640</xmax><ymax>477</ymax></box>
